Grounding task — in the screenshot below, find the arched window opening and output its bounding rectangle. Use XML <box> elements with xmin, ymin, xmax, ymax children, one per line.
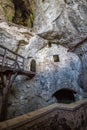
<box><xmin>52</xmin><ymin>88</ymin><xmax>76</xmax><ymax>104</ymax></box>
<box><xmin>48</xmin><ymin>42</ymin><xmax>52</xmax><ymax>47</ymax></box>
<box><xmin>30</xmin><ymin>59</ymin><xmax>36</xmax><ymax>72</ymax></box>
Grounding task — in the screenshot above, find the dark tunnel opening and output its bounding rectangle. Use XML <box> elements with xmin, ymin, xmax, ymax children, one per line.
<box><xmin>53</xmin><ymin>88</ymin><xmax>77</xmax><ymax>104</ymax></box>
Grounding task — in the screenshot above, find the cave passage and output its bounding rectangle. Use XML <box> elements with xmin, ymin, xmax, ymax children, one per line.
<box><xmin>53</xmin><ymin>88</ymin><xmax>77</xmax><ymax>104</ymax></box>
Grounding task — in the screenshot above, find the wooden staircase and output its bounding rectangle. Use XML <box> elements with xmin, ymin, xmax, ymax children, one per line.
<box><xmin>0</xmin><ymin>44</ymin><xmax>35</xmax><ymax>121</ymax></box>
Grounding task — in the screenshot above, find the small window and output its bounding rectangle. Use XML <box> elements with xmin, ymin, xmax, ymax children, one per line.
<box><xmin>53</xmin><ymin>55</ymin><xmax>60</xmax><ymax>62</ymax></box>
<box><xmin>30</xmin><ymin>59</ymin><xmax>36</xmax><ymax>72</ymax></box>
<box><xmin>48</xmin><ymin>42</ymin><xmax>52</xmax><ymax>47</ymax></box>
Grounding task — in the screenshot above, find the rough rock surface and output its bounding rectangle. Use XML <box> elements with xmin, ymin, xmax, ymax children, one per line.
<box><xmin>0</xmin><ymin>0</ymin><xmax>14</xmax><ymax>22</ymax></box>
<box><xmin>0</xmin><ymin>21</ymin><xmax>34</xmax><ymax>55</ymax></box>
<box><xmin>0</xmin><ymin>0</ymin><xmax>87</xmax><ymax>119</ymax></box>
<box><xmin>0</xmin><ymin>0</ymin><xmax>35</xmax><ymax>27</ymax></box>
<box><xmin>12</xmin><ymin>0</ymin><xmax>35</xmax><ymax>27</ymax></box>
<box><xmin>35</xmin><ymin>0</ymin><xmax>87</xmax><ymax>44</ymax></box>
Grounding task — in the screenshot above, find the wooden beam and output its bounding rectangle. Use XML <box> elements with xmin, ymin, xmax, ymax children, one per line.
<box><xmin>68</xmin><ymin>36</ymin><xmax>87</xmax><ymax>52</ymax></box>
<box><xmin>0</xmin><ymin>73</ymin><xmax>17</xmax><ymax>121</ymax></box>
<box><xmin>2</xmin><ymin>49</ymin><xmax>7</xmax><ymax>66</ymax></box>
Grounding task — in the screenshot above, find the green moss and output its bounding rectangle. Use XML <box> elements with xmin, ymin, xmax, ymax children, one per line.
<box><xmin>0</xmin><ymin>0</ymin><xmax>36</xmax><ymax>27</ymax></box>
<box><xmin>27</xmin><ymin>13</ymin><xmax>34</xmax><ymax>27</ymax></box>
<box><xmin>12</xmin><ymin>0</ymin><xmax>36</xmax><ymax>28</ymax></box>
<box><xmin>3</xmin><ymin>7</ymin><xmax>14</xmax><ymax>21</ymax></box>
<box><xmin>0</xmin><ymin>5</ymin><xmax>4</xmax><ymax>14</ymax></box>
<box><xmin>0</xmin><ymin>0</ymin><xmax>14</xmax><ymax>21</ymax></box>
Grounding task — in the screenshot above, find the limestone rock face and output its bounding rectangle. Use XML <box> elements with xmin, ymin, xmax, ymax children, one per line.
<box><xmin>34</xmin><ymin>0</ymin><xmax>87</xmax><ymax>45</ymax></box>
<box><xmin>0</xmin><ymin>22</ymin><xmax>34</xmax><ymax>55</ymax></box>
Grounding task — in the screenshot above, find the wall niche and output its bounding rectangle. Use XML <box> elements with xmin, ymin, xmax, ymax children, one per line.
<box><xmin>53</xmin><ymin>88</ymin><xmax>76</xmax><ymax>104</ymax></box>
<box><xmin>30</xmin><ymin>59</ymin><xmax>36</xmax><ymax>72</ymax></box>
<box><xmin>53</xmin><ymin>55</ymin><xmax>60</xmax><ymax>62</ymax></box>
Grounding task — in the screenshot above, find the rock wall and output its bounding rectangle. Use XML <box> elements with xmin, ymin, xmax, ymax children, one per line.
<box><xmin>0</xmin><ymin>0</ymin><xmax>87</xmax><ymax>119</ymax></box>
<box><xmin>34</xmin><ymin>0</ymin><xmax>87</xmax><ymax>44</ymax></box>
<box><xmin>0</xmin><ymin>0</ymin><xmax>35</xmax><ymax>27</ymax></box>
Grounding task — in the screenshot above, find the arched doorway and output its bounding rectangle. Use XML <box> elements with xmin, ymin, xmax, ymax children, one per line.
<box><xmin>30</xmin><ymin>59</ymin><xmax>36</xmax><ymax>72</ymax></box>
<box><xmin>52</xmin><ymin>88</ymin><xmax>76</xmax><ymax>104</ymax></box>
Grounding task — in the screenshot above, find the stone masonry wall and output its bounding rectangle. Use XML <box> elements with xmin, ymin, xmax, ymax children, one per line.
<box><xmin>0</xmin><ymin>99</ymin><xmax>87</xmax><ymax>130</ymax></box>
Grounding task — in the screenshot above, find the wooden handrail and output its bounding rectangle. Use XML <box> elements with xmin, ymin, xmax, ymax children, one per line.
<box><xmin>0</xmin><ymin>54</ymin><xmax>24</xmax><ymax>63</ymax></box>
<box><xmin>0</xmin><ymin>44</ymin><xmax>25</xmax><ymax>70</ymax></box>
<box><xmin>68</xmin><ymin>36</ymin><xmax>87</xmax><ymax>52</ymax></box>
<box><xmin>0</xmin><ymin>44</ymin><xmax>36</xmax><ymax>122</ymax></box>
<box><xmin>0</xmin><ymin>44</ymin><xmax>24</xmax><ymax>58</ymax></box>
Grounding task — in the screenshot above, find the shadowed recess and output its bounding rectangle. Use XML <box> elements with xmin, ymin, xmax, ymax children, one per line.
<box><xmin>53</xmin><ymin>88</ymin><xmax>77</xmax><ymax>104</ymax></box>
<box><xmin>30</xmin><ymin>59</ymin><xmax>36</xmax><ymax>72</ymax></box>
<box><xmin>12</xmin><ymin>0</ymin><xmax>35</xmax><ymax>27</ymax></box>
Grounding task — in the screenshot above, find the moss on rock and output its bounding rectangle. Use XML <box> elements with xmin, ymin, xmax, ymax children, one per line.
<box><xmin>0</xmin><ymin>0</ymin><xmax>36</xmax><ymax>28</ymax></box>
<box><xmin>12</xmin><ymin>0</ymin><xmax>35</xmax><ymax>28</ymax></box>
<box><xmin>0</xmin><ymin>4</ymin><xmax>5</xmax><ymax>20</ymax></box>
<box><xmin>0</xmin><ymin>0</ymin><xmax>14</xmax><ymax>21</ymax></box>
